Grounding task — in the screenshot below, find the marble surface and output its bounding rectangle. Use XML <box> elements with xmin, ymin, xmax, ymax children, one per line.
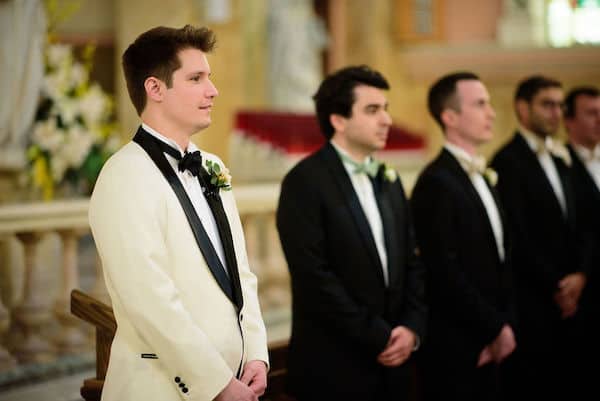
<box><xmin>0</xmin><ymin>368</ymin><xmax>92</xmax><ymax>401</ymax></box>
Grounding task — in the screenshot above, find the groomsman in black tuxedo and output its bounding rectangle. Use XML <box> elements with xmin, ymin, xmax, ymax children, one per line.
<box><xmin>276</xmin><ymin>65</ymin><xmax>426</xmax><ymax>401</ymax></box>
<box><xmin>491</xmin><ymin>76</ymin><xmax>591</xmax><ymax>400</ymax></box>
<box><xmin>411</xmin><ymin>72</ymin><xmax>516</xmax><ymax>401</ymax></box>
<box><xmin>564</xmin><ymin>86</ymin><xmax>600</xmax><ymax>396</ymax></box>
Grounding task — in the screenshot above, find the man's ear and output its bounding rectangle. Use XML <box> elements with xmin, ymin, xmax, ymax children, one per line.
<box><xmin>330</xmin><ymin>114</ymin><xmax>346</xmax><ymax>134</ymax></box>
<box><xmin>441</xmin><ymin>108</ymin><xmax>457</xmax><ymax>129</ymax></box>
<box><xmin>515</xmin><ymin>99</ymin><xmax>529</xmax><ymax>124</ymax></box>
<box><xmin>144</xmin><ymin>77</ymin><xmax>163</xmax><ymax>102</ymax></box>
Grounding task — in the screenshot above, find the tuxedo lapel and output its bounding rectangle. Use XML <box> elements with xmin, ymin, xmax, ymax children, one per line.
<box><xmin>372</xmin><ymin>172</ymin><xmax>401</xmax><ymax>285</ymax></box>
<box><xmin>553</xmin><ymin>155</ymin><xmax>576</xmax><ymax>228</ymax></box>
<box><xmin>441</xmin><ymin>150</ymin><xmax>489</xmax><ymax>220</ymax></box>
<box><xmin>513</xmin><ymin>133</ymin><xmax>566</xmax><ymax>219</ymax></box>
<box><xmin>440</xmin><ymin>149</ymin><xmax>502</xmax><ymax>259</ymax></box>
<box><xmin>132</xmin><ymin>127</ymin><xmax>237</xmax><ymax>307</ymax></box>
<box><xmin>568</xmin><ymin>144</ymin><xmax>600</xmax><ymax>200</ymax></box>
<box><xmin>320</xmin><ymin>144</ymin><xmax>385</xmax><ymax>284</ymax></box>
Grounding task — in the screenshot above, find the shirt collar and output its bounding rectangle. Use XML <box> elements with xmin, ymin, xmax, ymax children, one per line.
<box><xmin>330</xmin><ymin>140</ymin><xmax>373</xmax><ymax>168</ymax></box>
<box><xmin>519</xmin><ymin>125</ymin><xmax>547</xmax><ymax>153</ymax></box>
<box><xmin>141</xmin><ymin>123</ymin><xmax>198</xmax><ymax>156</ymax></box>
<box><xmin>573</xmin><ymin>142</ymin><xmax>600</xmax><ymax>162</ymax></box>
<box><xmin>444</xmin><ymin>141</ymin><xmax>475</xmax><ymax>164</ymax></box>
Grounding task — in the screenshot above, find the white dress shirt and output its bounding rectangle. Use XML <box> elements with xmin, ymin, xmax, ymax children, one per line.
<box><xmin>142</xmin><ymin>123</ymin><xmax>228</xmax><ymax>272</ymax></box>
<box><xmin>519</xmin><ymin>128</ymin><xmax>567</xmax><ymax>216</ymax></box>
<box><xmin>331</xmin><ymin>141</ymin><xmax>389</xmax><ymax>286</ymax></box>
<box><xmin>444</xmin><ymin>142</ymin><xmax>505</xmax><ymax>262</ymax></box>
<box><xmin>572</xmin><ymin>143</ymin><xmax>600</xmax><ymax>191</ymax></box>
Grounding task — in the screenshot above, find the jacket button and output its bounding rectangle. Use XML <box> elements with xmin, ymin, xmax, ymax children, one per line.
<box><xmin>239</xmin><ymin>313</ymin><xmax>244</xmax><ymax>321</ymax></box>
<box><xmin>182</xmin><ymin>387</ymin><xmax>189</xmax><ymax>394</ymax></box>
<box><xmin>174</xmin><ymin>376</ymin><xmax>181</xmax><ymax>383</ymax></box>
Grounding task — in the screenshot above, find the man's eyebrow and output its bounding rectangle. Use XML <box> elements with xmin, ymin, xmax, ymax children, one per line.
<box><xmin>187</xmin><ymin>70</ymin><xmax>211</xmax><ymax>76</ymax></box>
<box><xmin>364</xmin><ymin>102</ymin><xmax>388</xmax><ymax>109</ymax></box>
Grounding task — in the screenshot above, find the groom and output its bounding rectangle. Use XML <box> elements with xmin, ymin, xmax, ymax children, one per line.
<box><xmin>276</xmin><ymin>65</ymin><xmax>427</xmax><ymax>401</ymax></box>
<box><xmin>88</xmin><ymin>25</ymin><xmax>268</xmax><ymax>401</ymax></box>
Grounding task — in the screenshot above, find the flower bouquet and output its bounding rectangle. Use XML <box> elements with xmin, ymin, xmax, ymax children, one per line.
<box><xmin>26</xmin><ymin>43</ymin><xmax>119</xmax><ymax>200</ymax></box>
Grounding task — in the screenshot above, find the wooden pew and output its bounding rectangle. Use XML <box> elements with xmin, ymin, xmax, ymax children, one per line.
<box><xmin>70</xmin><ymin>289</ymin><xmax>293</xmax><ymax>401</ymax></box>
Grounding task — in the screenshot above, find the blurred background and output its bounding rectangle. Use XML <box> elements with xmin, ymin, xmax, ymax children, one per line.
<box><xmin>0</xmin><ymin>0</ymin><xmax>599</xmax><ymax>399</ymax></box>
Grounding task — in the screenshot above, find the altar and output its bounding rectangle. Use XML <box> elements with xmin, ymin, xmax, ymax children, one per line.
<box><xmin>229</xmin><ymin>110</ymin><xmax>427</xmax><ymax>190</ymax></box>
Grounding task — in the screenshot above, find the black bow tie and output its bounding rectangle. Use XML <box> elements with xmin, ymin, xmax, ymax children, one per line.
<box><xmin>178</xmin><ymin>151</ymin><xmax>203</xmax><ymax>176</ymax></box>
<box><xmin>154</xmin><ymin>139</ymin><xmax>204</xmax><ymax>177</ymax></box>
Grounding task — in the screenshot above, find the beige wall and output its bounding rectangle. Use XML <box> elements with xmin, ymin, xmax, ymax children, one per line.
<box><xmin>345</xmin><ymin>0</ymin><xmax>600</xmax><ymax>165</ymax></box>
<box><xmin>11</xmin><ymin>0</ymin><xmax>600</xmax><ymax>187</ymax></box>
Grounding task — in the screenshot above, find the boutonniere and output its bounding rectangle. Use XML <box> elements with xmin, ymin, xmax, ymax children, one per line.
<box><xmin>204</xmin><ymin>159</ymin><xmax>232</xmax><ymax>192</ymax></box>
<box><xmin>483</xmin><ymin>167</ymin><xmax>498</xmax><ymax>187</ymax></box>
<box><xmin>382</xmin><ymin>163</ymin><xmax>398</xmax><ymax>183</ymax></box>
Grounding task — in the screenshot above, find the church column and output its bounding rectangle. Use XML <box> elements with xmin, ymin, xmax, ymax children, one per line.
<box><xmin>327</xmin><ymin>0</ymin><xmax>347</xmax><ymax>73</ymax></box>
<box><xmin>0</xmin><ymin>283</ymin><xmax>16</xmax><ymax>371</ymax></box>
<box><xmin>53</xmin><ymin>228</ymin><xmax>88</xmax><ymax>354</ymax></box>
<box><xmin>11</xmin><ymin>232</ymin><xmax>55</xmax><ymax>363</ymax></box>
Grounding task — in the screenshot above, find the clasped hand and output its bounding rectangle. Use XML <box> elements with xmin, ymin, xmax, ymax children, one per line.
<box><xmin>377</xmin><ymin>326</ymin><xmax>416</xmax><ymax>367</ymax></box>
<box><xmin>477</xmin><ymin>324</ymin><xmax>516</xmax><ymax>367</ymax></box>
<box><xmin>215</xmin><ymin>360</ymin><xmax>267</xmax><ymax>401</ymax></box>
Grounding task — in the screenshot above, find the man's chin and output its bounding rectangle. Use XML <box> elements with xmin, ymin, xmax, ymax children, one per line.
<box><xmin>194</xmin><ymin>120</ymin><xmax>211</xmax><ymax>132</ymax></box>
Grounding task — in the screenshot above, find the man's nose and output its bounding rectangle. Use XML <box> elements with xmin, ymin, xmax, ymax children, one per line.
<box><xmin>207</xmin><ymin>79</ymin><xmax>218</xmax><ymax>98</ymax></box>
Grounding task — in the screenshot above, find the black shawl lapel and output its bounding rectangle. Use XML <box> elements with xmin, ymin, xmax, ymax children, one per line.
<box><xmin>513</xmin><ymin>132</ymin><xmax>566</xmax><ymax>220</ymax></box>
<box><xmin>439</xmin><ymin>149</ymin><xmax>501</xmax><ymax>259</ymax></box>
<box><xmin>553</xmin><ymin>154</ymin><xmax>576</xmax><ymax>229</ymax></box>
<box><xmin>486</xmin><ymin>176</ymin><xmax>511</xmax><ymax>260</ymax></box>
<box><xmin>372</xmin><ymin>170</ymin><xmax>401</xmax><ymax>286</ymax></box>
<box><xmin>132</xmin><ymin>127</ymin><xmax>237</xmax><ymax>307</ymax></box>
<box><xmin>319</xmin><ymin>143</ymin><xmax>385</xmax><ymax>284</ymax></box>
<box><xmin>568</xmin><ymin>144</ymin><xmax>600</xmax><ymax>200</ymax></box>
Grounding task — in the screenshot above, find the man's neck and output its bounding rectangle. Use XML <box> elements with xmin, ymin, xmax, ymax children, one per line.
<box><xmin>569</xmin><ymin>135</ymin><xmax>597</xmax><ymax>151</ymax></box>
<box><xmin>519</xmin><ymin>123</ymin><xmax>550</xmax><ymax>141</ymax></box>
<box><xmin>330</xmin><ymin>137</ymin><xmax>371</xmax><ymax>163</ymax></box>
<box><xmin>445</xmin><ymin>131</ymin><xmax>479</xmax><ymax>156</ymax></box>
<box><xmin>141</xmin><ymin>117</ymin><xmax>191</xmax><ymax>151</ymax></box>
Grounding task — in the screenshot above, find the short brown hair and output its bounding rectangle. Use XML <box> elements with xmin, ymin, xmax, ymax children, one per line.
<box><xmin>122</xmin><ymin>25</ymin><xmax>216</xmax><ymax>115</ymax></box>
<box><xmin>564</xmin><ymin>86</ymin><xmax>599</xmax><ymax>119</ymax></box>
<box><xmin>514</xmin><ymin>75</ymin><xmax>562</xmax><ymax>103</ymax></box>
<box><xmin>313</xmin><ymin>65</ymin><xmax>389</xmax><ymax>139</ymax></box>
<box><xmin>427</xmin><ymin>71</ymin><xmax>480</xmax><ymax>131</ymax></box>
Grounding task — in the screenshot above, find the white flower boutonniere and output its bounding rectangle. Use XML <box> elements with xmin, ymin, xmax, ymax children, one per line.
<box><xmin>205</xmin><ymin>159</ymin><xmax>232</xmax><ymax>192</ymax></box>
<box><xmin>383</xmin><ymin>163</ymin><xmax>398</xmax><ymax>183</ymax></box>
<box><xmin>483</xmin><ymin>167</ymin><xmax>498</xmax><ymax>187</ymax></box>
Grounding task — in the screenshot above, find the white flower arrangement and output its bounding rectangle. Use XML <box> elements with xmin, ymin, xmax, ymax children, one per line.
<box><xmin>27</xmin><ymin>43</ymin><xmax>120</xmax><ymax>200</ymax></box>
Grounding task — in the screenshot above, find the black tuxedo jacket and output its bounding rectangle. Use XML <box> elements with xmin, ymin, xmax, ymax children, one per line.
<box><xmin>276</xmin><ymin>143</ymin><xmax>426</xmax><ymax>401</ymax></box>
<box><xmin>567</xmin><ymin>144</ymin><xmax>600</xmax><ymax>332</ymax></box>
<box><xmin>491</xmin><ymin>132</ymin><xmax>588</xmax><ymax>352</ymax></box>
<box><xmin>410</xmin><ymin>149</ymin><xmax>515</xmax><ymax>400</ymax></box>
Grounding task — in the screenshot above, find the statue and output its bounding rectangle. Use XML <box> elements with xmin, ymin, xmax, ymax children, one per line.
<box><xmin>0</xmin><ymin>0</ymin><xmax>46</xmax><ymax>169</ymax></box>
<box><xmin>268</xmin><ymin>0</ymin><xmax>328</xmax><ymax>112</ymax></box>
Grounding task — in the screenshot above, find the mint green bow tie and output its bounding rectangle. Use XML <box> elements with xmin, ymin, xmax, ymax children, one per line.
<box><xmin>337</xmin><ymin>151</ymin><xmax>380</xmax><ymax>178</ymax></box>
